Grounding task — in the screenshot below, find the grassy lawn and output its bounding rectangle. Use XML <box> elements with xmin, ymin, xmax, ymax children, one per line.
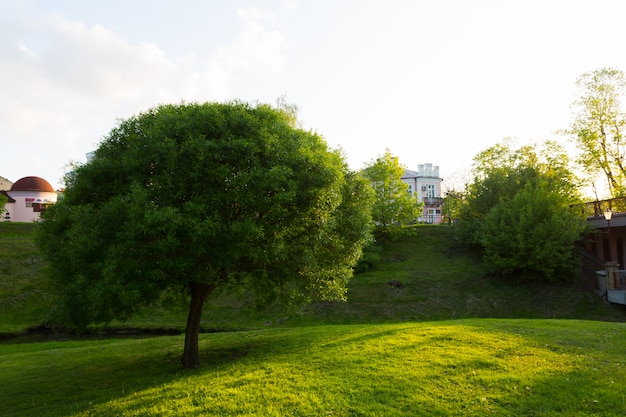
<box><xmin>1</xmin><ymin>320</ymin><xmax>625</xmax><ymax>416</ymax></box>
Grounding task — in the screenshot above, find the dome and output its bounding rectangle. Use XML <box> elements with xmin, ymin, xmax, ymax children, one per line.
<box><xmin>10</xmin><ymin>176</ymin><xmax>55</xmax><ymax>193</ymax></box>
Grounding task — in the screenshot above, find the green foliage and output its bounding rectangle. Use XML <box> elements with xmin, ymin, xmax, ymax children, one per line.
<box><xmin>481</xmin><ymin>183</ymin><xmax>588</xmax><ymax>282</ymax></box>
<box><xmin>566</xmin><ymin>67</ymin><xmax>626</xmax><ymax>197</ymax></box>
<box><xmin>36</xmin><ymin>101</ymin><xmax>374</xmax><ymax>364</ymax></box>
<box><xmin>353</xmin><ymin>242</ymin><xmax>383</xmax><ymax>273</ymax></box>
<box><xmin>362</xmin><ymin>150</ymin><xmax>420</xmax><ymax>239</ymax></box>
<box><xmin>442</xmin><ymin>189</ymin><xmax>464</xmax><ymax>224</ymax></box>
<box><xmin>0</xmin><ymin>193</ymin><xmax>7</xmax><ymax>219</ymax></box>
<box><xmin>457</xmin><ymin>140</ymin><xmax>586</xmax><ymax>281</ymax></box>
<box><xmin>458</xmin><ymin>140</ymin><xmax>581</xmax><ymax>246</ymax></box>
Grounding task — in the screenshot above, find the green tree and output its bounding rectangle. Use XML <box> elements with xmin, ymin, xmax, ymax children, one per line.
<box><xmin>567</xmin><ymin>67</ymin><xmax>626</xmax><ymax>197</ymax></box>
<box><xmin>362</xmin><ymin>150</ymin><xmax>420</xmax><ymax>239</ymax></box>
<box><xmin>0</xmin><ymin>193</ymin><xmax>7</xmax><ymax>219</ymax></box>
<box><xmin>457</xmin><ymin>140</ymin><xmax>587</xmax><ymax>282</ymax></box>
<box><xmin>442</xmin><ymin>189</ymin><xmax>464</xmax><ymax>225</ymax></box>
<box><xmin>37</xmin><ymin>101</ymin><xmax>374</xmax><ymax>368</ymax></box>
<box><xmin>480</xmin><ymin>181</ymin><xmax>588</xmax><ymax>282</ymax></box>
<box><xmin>458</xmin><ymin>139</ymin><xmax>581</xmax><ymax>246</ymax></box>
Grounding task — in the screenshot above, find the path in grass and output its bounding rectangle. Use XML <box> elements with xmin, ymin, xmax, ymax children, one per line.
<box><xmin>2</xmin><ymin>319</ymin><xmax>625</xmax><ymax>416</ymax></box>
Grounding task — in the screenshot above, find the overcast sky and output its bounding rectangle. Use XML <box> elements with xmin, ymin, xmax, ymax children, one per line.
<box><xmin>3</xmin><ymin>0</ymin><xmax>626</xmax><ymax>192</ymax></box>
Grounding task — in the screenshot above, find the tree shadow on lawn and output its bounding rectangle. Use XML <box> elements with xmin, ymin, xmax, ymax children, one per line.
<box><xmin>0</xmin><ymin>335</ymin><xmax>258</xmax><ymax>417</ymax></box>
<box><xmin>3</xmin><ymin>322</ymin><xmax>625</xmax><ymax>416</ymax></box>
<box><xmin>1</xmin><ymin>326</ymin><xmax>419</xmax><ymax>416</ymax></box>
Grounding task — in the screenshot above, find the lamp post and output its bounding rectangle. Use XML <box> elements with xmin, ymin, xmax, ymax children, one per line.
<box><xmin>604</xmin><ymin>209</ymin><xmax>613</xmax><ymax>261</ymax></box>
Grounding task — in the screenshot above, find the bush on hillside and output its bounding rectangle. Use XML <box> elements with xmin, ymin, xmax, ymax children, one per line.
<box><xmin>480</xmin><ymin>182</ymin><xmax>588</xmax><ymax>282</ymax></box>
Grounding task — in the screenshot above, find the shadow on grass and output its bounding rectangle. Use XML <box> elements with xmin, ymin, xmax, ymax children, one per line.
<box><xmin>2</xmin><ymin>321</ymin><xmax>626</xmax><ymax>416</ymax></box>
<box><xmin>0</xmin><ymin>334</ymin><xmax>259</xmax><ymax>416</ymax></box>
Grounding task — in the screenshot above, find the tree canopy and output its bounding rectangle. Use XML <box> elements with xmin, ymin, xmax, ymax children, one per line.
<box><xmin>361</xmin><ymin>150</ymin><xmax>420</xmax><ymax>239</ymax></box>
<box><xmin>457</xmin><ymin>140</ymin><xmax>587</xmax><ymax>281</ymax></box>
<box><xmin>37</xmin><ymin>101</ymin><xmax>374</xmax><ymax>368</ymax></box>
<box><xmin>567</xmin><ymin>67</ymin><xmax>626</xmax><ymax>197</ymax></box>
<box><xmin>0</xmin><ymin>193</ymin><xmax>7</xmax><ymax>219</ymax></box>
<box><xmin>480</xmin><ymin>181</ymin><xmax>587</xmax><ymax>281</ymax></box>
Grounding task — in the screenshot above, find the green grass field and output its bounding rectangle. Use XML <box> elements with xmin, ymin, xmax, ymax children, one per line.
<box><xmin>2</xmin><ymin>320</ymin><xmax>625</xmax><ymax>416</ymax></box>
<box><xmin>1</xmin><ymin>224</ymin><xmax>626</xmax><ymax>416</ymax></box>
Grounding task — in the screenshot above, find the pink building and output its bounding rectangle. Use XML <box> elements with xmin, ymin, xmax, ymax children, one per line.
<box><xmin>1</xmin><ymin>176</ymin><xmax>57</xmax><ymax>222</ymax></box>
<box><xmin>401</xmin><ymin>163</ymin><xmax>443</xmax><ymax>224</ymax></box>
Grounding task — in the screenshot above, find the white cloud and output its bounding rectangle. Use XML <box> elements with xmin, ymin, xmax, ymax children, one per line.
<box><xmin>41</xmin><ymin>16</ymin><xmax>176</xmax><ymax>100</ymax></box>
<box><xmin>0</xmin><ymin>6</ymin><xmax>289</xmax><ymax>187</ymax></box>
<box><xmin>178</xmin><ymin>7</ymin><xmax>287</xmax><ymax>102</ymax></box>
<box><xmin>211</xmin><ymin>9</ymin><xmax>285</xmax><ymax>82</ymax></box>
<box><xmin>0</xmin><ymin>15</ymin><xmax>178</xmax><ymax>147</ymax></box>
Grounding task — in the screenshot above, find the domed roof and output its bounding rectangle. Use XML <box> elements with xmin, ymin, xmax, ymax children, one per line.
<box><xmin>10</xmin><ymin>176</ymin><xmax>55</xmax><ymax>192</ymax></box>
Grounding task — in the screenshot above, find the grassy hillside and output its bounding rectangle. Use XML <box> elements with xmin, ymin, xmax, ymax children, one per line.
<box><xmin>1</xmin><ymin>320</ymin><xmax>625</xmax><ymax>416</ymax></box>
<box><xmin>0</xmin><ymin>223</ymin><xmax>50</xmax><ymax>334</ymax></box>
<box><xmin>295</xmin><ymin>226</ymin><xmax>623</xmax><ymax>325</ymax></box>
<box><xmin>141</xmin><ymin>225</ymin><xmax>625</xmax><ymax>330</ymax></box>
<box><xmin>1</xmin><ymin>224</ymin><xmax>625</xmax><ymax>336</ymax></box>
<box><xmin>2</xmin><ymin>224</ymin><xmax>626</xmax><ymax>416</ymax></box>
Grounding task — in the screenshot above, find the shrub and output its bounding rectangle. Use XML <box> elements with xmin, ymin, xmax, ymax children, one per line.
<box><xmin>480</xmin><ymin>182</ymin><xmax>588</xmax><ymax>282</ymax></box>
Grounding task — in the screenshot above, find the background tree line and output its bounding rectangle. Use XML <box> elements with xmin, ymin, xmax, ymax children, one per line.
<box><xmin>455</xmin><ymin>67</ymin><xmax>626</xmax><ymax>282</ymax></box>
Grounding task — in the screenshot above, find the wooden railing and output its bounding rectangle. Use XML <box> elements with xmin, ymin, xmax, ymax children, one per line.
<box><xmin>573</xmin><ymin>197</ymin><xmax>626</xmax><ymax>219</ymax></box>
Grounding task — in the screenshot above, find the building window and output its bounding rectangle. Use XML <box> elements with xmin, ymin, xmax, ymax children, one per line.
<box><xmin>33</xmin><ymin>203</ymin><xmax>51</xmax><ymax>213</ymax></box>
<box><xmin>425</xmin><ymin>184</ymin><xmax>435</xmax><ymax>198</ymax></box>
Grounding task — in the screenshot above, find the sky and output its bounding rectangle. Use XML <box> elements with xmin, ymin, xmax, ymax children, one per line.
<box><xmin>3</xmin><ymin>0</ymin><xmax>626</xmax><ymax>192</ymax></box>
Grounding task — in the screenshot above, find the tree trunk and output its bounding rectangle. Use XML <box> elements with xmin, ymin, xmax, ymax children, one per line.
<box><xmin>181</xmin><ymin>282</ymin><xmax>215</xmax><ymax>369</ymax></box>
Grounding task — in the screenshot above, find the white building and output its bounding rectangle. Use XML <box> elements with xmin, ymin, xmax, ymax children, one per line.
<box><xmin>401</xmin><ymin>163</ymin><xmax>444</xmax><ymax>224</ymax></box>
<box><xmin>1</xmin><ymin>176</ymin><xmax>58</xmax><ymax>222</ymax></box>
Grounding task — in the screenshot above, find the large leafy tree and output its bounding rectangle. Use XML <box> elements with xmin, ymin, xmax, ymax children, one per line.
<box><xmin>37</xmin><ymin>101</ymin><xmax>374</xmax><ymax>368</ymax></box>
<box><xmin>458</xmin><ymin>139</ymin><xmax>581</xmax><ymax>246</ymax></box>
<box><xmin>457</xmin><ymin>140</ymin><xmax>586</xmax><ymax>281</ymax></box>
<box><xmin>362</xmin><ymin>150</ymin><xmax>420</xmax><ymax>239</ymax></box>
<box><xmin>567</xmin><ymin>67</ymin><xmax>626</xmax><ymax>197</ymax></box>
<box><xmin>481</xmin><ymin>182</ymin><xmax>587</xmax><ymax>282</ymax></box>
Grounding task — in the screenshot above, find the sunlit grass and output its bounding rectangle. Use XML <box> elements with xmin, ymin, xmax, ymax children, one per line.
<box><xmin>2</xmin><ymin>319</ymin><xmax>625</xmax><ymax>416</ymax></box>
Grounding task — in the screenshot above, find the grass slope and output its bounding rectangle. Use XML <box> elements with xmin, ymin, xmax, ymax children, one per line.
<box><xmin>298</xmin><ymin>226</ymin><xmax>623</xmax><ymax>324</ymax></box>
<box><xmin>0</xmin><ymin>223</ymin><xmax>49</xmax><ymax>334</ymax></box>
<box><xmin>1</xmin><ymin>224</ymin><xmax>625</xmax><ymax>335</ymax></box>
<box><xmin>1</xmin><ymin>320</ymin><xmax>625</xmax><ymax>416</ymax></box>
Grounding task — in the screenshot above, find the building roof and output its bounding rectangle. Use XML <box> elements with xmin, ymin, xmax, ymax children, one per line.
<box><xmin>10</xmin><ymin>176</ymin><xmax>55</xmax><ymax>193</ymax></box>
<box><xmin>0</xmin><ymin>190</ymin><xmax>15</xmax><ymax>203</ymax></box>
<box><xmin>401</xmin><ymin>169</ymin><xmax>420</xmax><ymax>179</ymax></box>
<box><xmin>0</xmin><ymin>175</ymin><xmax>13</xmax><ymax>191</ymax></box>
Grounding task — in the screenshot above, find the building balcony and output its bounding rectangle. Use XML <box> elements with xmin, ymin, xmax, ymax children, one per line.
<box><xmin>423</xmin><ymin>197</ymin><xmax>443</xmax><ymax>206</ymax></box>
